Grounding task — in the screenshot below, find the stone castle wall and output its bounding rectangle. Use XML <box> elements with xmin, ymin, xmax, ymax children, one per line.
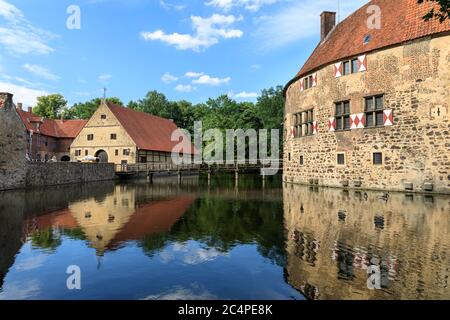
<box><xmin>0</xmin><ymin>93</ymin><xmax>27</xmax><ymax>191</ymax></box>
<box><xmin>25</xmin><ymin>162</ymin><xmax>115</xmax><ymax>188</ymax></box>
<box><xmin>284</xmin><ymin>34</ymin><xmax>450</xmax><ymax>194</ymax></box>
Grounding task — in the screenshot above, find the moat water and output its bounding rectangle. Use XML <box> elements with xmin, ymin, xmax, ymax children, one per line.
<box><xmin>0</xmin><ymin>175</ymin><xmax>449</xmax><ymax>300</ymax></box>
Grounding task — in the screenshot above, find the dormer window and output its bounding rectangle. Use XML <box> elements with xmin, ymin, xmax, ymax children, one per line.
<box><xmin>335</xmin><ymin>55</ymin><xmax>367</xmax><ymax>77</ymax></box>
<box><xmin>300</xmin><ymin>73</ymin><xmax>317</xmax><ymax>92</ymax></box>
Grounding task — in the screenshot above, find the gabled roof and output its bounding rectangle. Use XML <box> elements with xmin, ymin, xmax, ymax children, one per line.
<box><xmin>107</xmin><ymin>102</ymin><xmax>196</xmax><ymax>154</ymax></box>
<box><xmin>17</xmin><ymin>109</ymin><xmax>87</xmax><ymax>139</ymax></box>
<box><xmin>286</xmin><ymin>0</ymin><xmax>450</xmax><ymax>92</ymax></box>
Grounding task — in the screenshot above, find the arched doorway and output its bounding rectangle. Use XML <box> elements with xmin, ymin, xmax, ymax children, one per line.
<box><xmin>61</xmin><ymin>156</ymin><xmax>70</xmax><ymax>162</ymax></box>
<box><xmin>95</xmin><ymin>150</ymin><xmax>109</xmax><ymax>163</ymax></box>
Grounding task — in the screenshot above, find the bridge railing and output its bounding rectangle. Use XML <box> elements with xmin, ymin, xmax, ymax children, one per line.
<box><xmin>115</xmin><ymin>159</ymin><xmax>283</xmax><ymax>174</ymax></box>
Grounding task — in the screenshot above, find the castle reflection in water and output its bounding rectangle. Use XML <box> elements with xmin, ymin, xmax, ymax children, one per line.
<box><xmin>284</xmin><ymin>184</ymin><xmax>450</xmax><ymax>300</ymax></box>
<box><xmin>1</xmin><ymin>175</ymin><xmax>449</xmax><ymax>300</ymax></box>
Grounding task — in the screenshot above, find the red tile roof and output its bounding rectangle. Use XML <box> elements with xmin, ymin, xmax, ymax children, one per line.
<box><xmin>17</xmin><ymin>109</ymin><xmax>87</xmax><ymax>139</ymax></box>
<box><xmin>107</xmin><ymin>102</ymin><xmax>197</xmax><ymax>154</ymax></box>
<box><xmin>286</xmin><ymin>0</ymin><xmax>450</xmax><ymax>90</ymax></box>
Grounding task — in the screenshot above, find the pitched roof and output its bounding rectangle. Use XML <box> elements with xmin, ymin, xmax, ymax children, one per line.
<box><xmin>107</xmin><ymin>102</ymin><xmax>196</xmax><ymax>154</ymax></box>
<box><xmin>17</xmin><ymin>109</ymin><xmax>87</xmax><ymax>139</ymax></box>
<box><xmin>287</xmin><ymin>0</ymin><xmax>450</xmax><ymax>90</ymax></box>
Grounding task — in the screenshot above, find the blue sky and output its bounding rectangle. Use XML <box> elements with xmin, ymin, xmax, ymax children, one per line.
<box><xmin>0</xmin><ymin>0</ymin><xmax>367</xmax><ymax>107</ymax></box>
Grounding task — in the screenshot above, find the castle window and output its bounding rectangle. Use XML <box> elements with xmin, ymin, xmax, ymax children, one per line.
<box><xmin>123</xmin><ymin>149</ymin><xmax>130</xmax><ymax>156</ymax></box>
<box><xmin>335</xmin><ymin>101</ymin><xmax>351</xmax><ymax>131</ymax></box>
<box><xmin>115</xmin><ymin>149</ymin><xmax>119</xmax><ymax>156</ymax></box>
<box><xmin>373</xmin><ymin>152</ymin><xmax>383</xmax><ymax>165</ymax></box>
<box><xmin>337</xmin><ymin>153</ymin><xmax>346</xmax><ymax>165</ymax></box>
<box><xmin>293</xmin><ymin>109</ymin><xmax>315</xmax><ymax>138</ymax></box>
<box><xmin>351</xmin><ymin>59</ymin><xmax>359</xmax><ymax>73</ymax></box>
<box><xmin>343</xmin><ymin>61</ymin><xmax>351</xmax><ymax>75</ymax></box>
<box><xmin>110</xmin><ymin>133</ymin><xmax>117</xmax><ymax>140</ymax></box>
<box><xmin>75</xmin><ymin>150</ymin><xmax>81</xmax><ymax>157</ymax></box>
<box><xmin>303</xmin><ymin>75</ymin><xmax>314</xmax><ymax>90</ymax></box>
<box><xmin>87</xmin><ymin>134</ymin><xmax>94</xmax><ymax>141</ymax></box>
<box><xmin>85</xmin><ymin>150</ymin><xmax>88</xmax><ymax>156</ymax></box>
<box><xmin>365</xmin><ymin>95</ymin><xmax>385</xmax><ymax>127</ymax></box>
<box><xmin>101</xmin><ymin>114</ymin><xmax>107</xmax><ymax>119</ymax></box>
<box><xmin>300</xmin><ymin>155</ymin><xmax>304</xmax><ymax>165</ymax></box>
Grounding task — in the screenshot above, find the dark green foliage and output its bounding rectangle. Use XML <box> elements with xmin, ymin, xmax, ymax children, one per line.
<box><xmin>65</xmin><ymin>97</ymin><xmax>123</xmax><ymax>120</ymax></box>
<box><xmin>418</xmin><ymin>0</ymin><xmax>450</xmax><ymax>22</ymax></box>
<box><xmin>33</xmin><ymin>94</ymin><xmax>67</xmax><ymax>119</ymax></box>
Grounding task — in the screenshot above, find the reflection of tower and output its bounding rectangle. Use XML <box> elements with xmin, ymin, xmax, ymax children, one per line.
<box><xmin>0</xmin><ymin>192</ymin><xmax>25</xmax><ymax>289</ymax></box>
<box><xmin>284</xmin><ymin>184</ymin><xmax>450</xmax><ymax>300</ymax></box>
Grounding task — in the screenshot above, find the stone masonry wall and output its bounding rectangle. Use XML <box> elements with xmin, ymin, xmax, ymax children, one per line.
<box><xmin>284</xmin><ymin>35</ymin><xmax>450</xmax><ymax>194</ymax></box>
<box><xmin>26</xmin><ymin>162</ymin><xmax>115</xmax><ymax>188</ymax></box>
<box><xmin>0</xmin><ymin>93</ymin><xmax>27</xmax><ymax>191</ymax></box>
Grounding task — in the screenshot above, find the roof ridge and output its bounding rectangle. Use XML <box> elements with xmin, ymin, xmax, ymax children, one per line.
<box><xmin>106</xmin><ymin>101</ymin><xmax>176</xmax><ymax>124</ymax></box>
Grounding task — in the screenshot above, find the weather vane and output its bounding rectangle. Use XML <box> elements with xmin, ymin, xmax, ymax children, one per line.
<box><xmin>103</xmin><ymin>87</ymin><xmax>107</xmax><ymax>100</ymax></box>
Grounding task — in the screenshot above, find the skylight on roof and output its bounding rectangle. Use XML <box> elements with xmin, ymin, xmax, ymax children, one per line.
<box><xmin>363</xmin><ymin>34</ymin><xmax>372</xmax><ymax>45</ymax></box>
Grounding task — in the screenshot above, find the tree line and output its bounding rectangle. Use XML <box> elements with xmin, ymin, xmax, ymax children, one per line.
<box><xmin>32</xmin><ymin>86</ymin><xmax>285</xmax><ymax>136</ymax></box>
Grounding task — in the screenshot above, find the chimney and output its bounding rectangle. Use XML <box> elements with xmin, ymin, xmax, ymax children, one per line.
<box><xmin>28</xmin><ymin>107</ymin><xmax>33</xmax><ymax>113</ymax></box>
<box><xmin>0</xmin><ymin>92</ymin><xmax>13</xmax><ymax>109</ymax></box>
<box><xmin>321</xmin><ymin>11</ymin><xmax>336</xmax><ymax>42</ymax></box>
<box><xmin>17</xmin><ymin>102</ymin><xmax>23</xmax><ymax>110</ymax></box>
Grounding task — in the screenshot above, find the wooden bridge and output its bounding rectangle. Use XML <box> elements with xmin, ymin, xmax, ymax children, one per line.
<box><xmin>115</xmin><ymin>160</ymin><xmax>283</xmax><ymax>183</ymax></box>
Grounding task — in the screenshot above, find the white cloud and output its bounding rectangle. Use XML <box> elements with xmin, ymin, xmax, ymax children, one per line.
<box><xmin>185</xmin><ymin>71</ymin><xmax>204</xmax><ymax>78</ymax></box>
<box><xmin>0</xmin><ymin>279</ymin><xmax>41</xmax><ymax>300</ymax></box>
<box><xmin>23</xmin><ymin>64</ymin><xmax>60</xmax><ymax>81</ymax></box>
<box><xmin>229</xmin><ymin>91</ymin><xmax>258</xmax><ymax>99</ymax></box>
<box><xmin>98</xmin><ymin>73</ymin><xmax>112</xmax><ymax>84</ymax></box>
<box><xmin>160</xmin><ymin>0</ymin><xmax>186</xmax><ymax>11</ymax></box>
<box><xmin>141</xmin><ymin>14</ymin><xmax>243</xmax><ymax>51</ymax></box>
<box><xmin>0</xmin><ymin>81</ymin><xmax>49</xmax><ymax>106</ymax></box>
<box><xmin>14</xmin><ymin>255</ymin><xmax>47</xmax><ymax>271</ymax></box>
<box><xmin>206</xmin><ymin>0</ymin><xmax>278</xmax><ymax>12</ymax></box>
<box><xmin>192</xmin><ymin>74</ymin><xmax>231</xmax><ymax>86</ymax></box>
<box><xmin>142</xmin><ymin>286</ymin><xmax>217</xmax><ymax>300</ymax></box>
<box><xmin>0</xmin><ymin>0</ymin><xmax>56</xmax><ymax>55</ymax></box>
<box><xmin>250</xmin><ymin>64</ymin><xmax>261</xmax><ymax>70</ymax></box>
<box><xmin>161</xmin><ymin>72</ymin><xmax>179</xmax><ymax>83</ymax></box>
<box><xmin>175</xmin><ymin>84</ymin><xmax>195</xmax><ymax>92</ymax></box>
<box><xmin>253</xmin><ymin>0</ymin><xmax>367</xmax><ymax>50</ymax></box>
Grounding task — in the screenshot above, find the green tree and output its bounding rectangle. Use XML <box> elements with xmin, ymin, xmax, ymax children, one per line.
<box><xmin>67</xmin><ymin>97</ymin><xmax>123</xmax><ymax>120</ymax></box>
<box><xmin>418</xmin><ymin>0</ymin><xmax>450</xmax><ymax>22</ymax></box>
<box><xmin>128</xmin><ymin>91</ymin><xmax>185</xmax><ymax>126</ymax></box>
<box><xmin>33</xmin><ymin>94</ymin><xmax>67</xmax><ymax>119</ymax></box>
<box><xmin>255</xmin><ymin>86</ymin><xmax>284</xmax><ymax>130</ymax></box>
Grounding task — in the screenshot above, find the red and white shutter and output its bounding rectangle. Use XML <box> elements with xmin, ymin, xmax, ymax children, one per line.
<box><xmin>328</xmin><ymin>117</ymin><xmax>336</xmax><ymax>132</ymax></box>
<box><xmin>350</xmin><ymin>113</ymin><xmax>365</xmax><ymax>130</ymax></box>
<box><xmin>313</xmin><ymin>121</ymin><xmax>318</xmax><ymax>135</ymax></box>
<box><xmin>290</xmin><ymin>126</ymin><xmax>296</xmax><ymax>138</ymax></box>
<box><xmin>334</xmin><ymin>62</ymin><xmax>342</xmax><ymax>78</ymax></box>
<box><xmin>300</xmin><ymin>78</ymin><xmax>304</xmax><ymax>92</ymax></box>
<box><xmin>358</xmin><ymin>55</ymin><xmax>367</xmax><ymax>72</ymax></box>
<box><xmin>383</xmin><ymin>109</ymin><xmax>393</xmax><ymax>126</ymax></box>
<box><xmin>312</xmin><ymin>73</ymin><xmax>317</xmax><ymax>87</ymax></box>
